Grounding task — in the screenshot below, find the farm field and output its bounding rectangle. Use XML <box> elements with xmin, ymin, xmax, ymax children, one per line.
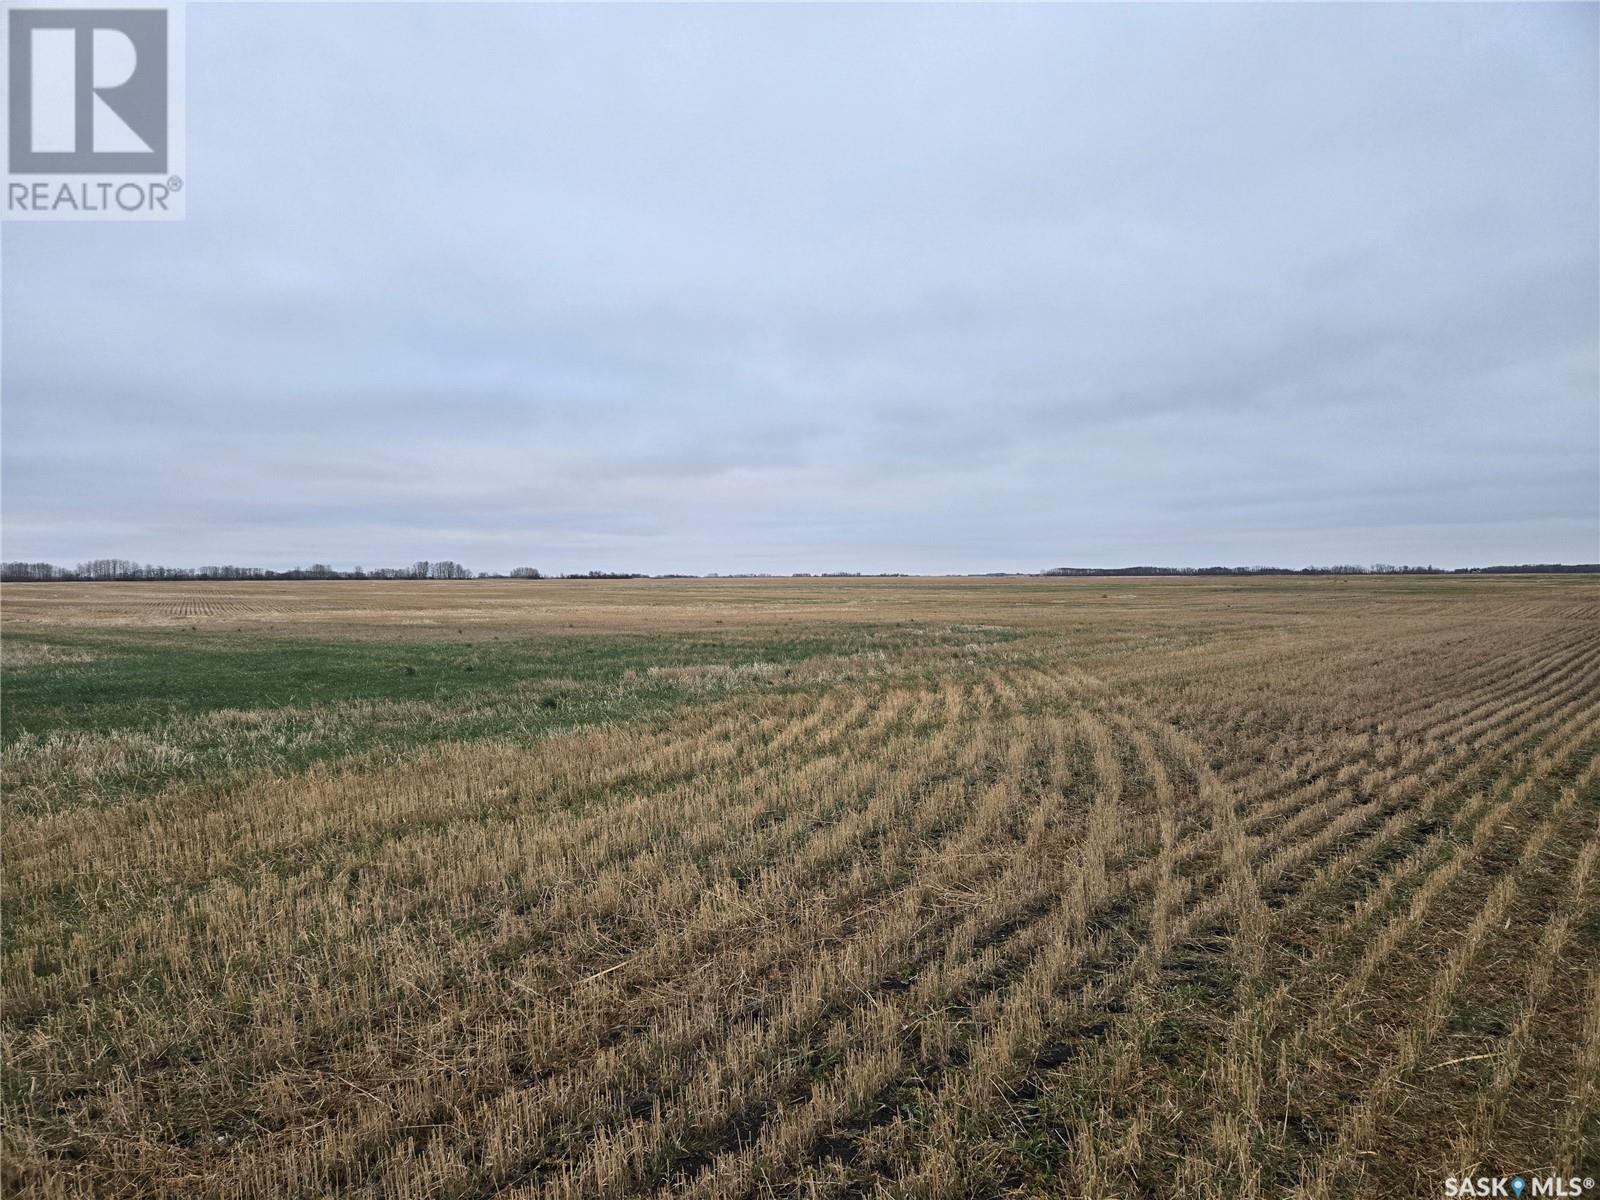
<box><xmin>2</xmin><ymin>574</ymin><xmax>1597</xmax><ymax>1198</ymax></box>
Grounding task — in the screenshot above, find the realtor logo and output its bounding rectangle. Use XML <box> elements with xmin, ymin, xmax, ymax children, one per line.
<box><xmin>9</xmin><ymin>8</ymin><xmax>167</xmax><ymax>172</ymax></box>
<box><xmin>4</xmin><ymin>4</ymin><xmax>184</xmax><ymax>219</ymax></box>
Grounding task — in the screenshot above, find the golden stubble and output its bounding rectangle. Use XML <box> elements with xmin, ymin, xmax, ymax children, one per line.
<box><xmin>3</xmin><ymin>575</ymin><xmax>1597</xmax><ymax>1198</ymax></box>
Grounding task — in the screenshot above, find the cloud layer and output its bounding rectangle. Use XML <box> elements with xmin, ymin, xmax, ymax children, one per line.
<box><xmin>5</xmin><ymin>3</ymin><xmax>1596</xmax><ymax>572</ymax></box>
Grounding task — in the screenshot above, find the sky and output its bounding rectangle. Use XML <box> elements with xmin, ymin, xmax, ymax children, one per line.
<box><xmin>3</xmin><ymin>2</ymin><xmax>1597</xmax><ymax>575</ymax></box>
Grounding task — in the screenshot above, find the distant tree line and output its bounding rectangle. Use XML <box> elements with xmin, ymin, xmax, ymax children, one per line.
<box><xmin>3</xmin><ymin>559</ymin><xmax>1593</xmax><ymax>584</ymax></box>
<box><xmin>1041</xmin><ymin>563</ymin><xmax>1599</xmax><ymax>577</ymax></box>
<box><xmin>1450</xmin><ymin>563</ymin><xmax>1600</xmax><ymax>574</ymax></box>
<box><xmin>1</xmin><ymin>559</ymin><xmax>486</xmax><ymax>582</ymax></box>
<box><xmin>0</xmin><ymin>560</ymin><xmax>668</xmax><ymax>583</ymax></box>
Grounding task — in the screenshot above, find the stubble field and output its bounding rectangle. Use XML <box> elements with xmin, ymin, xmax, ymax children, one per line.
<box><xmin>2</xmin><ymin>575</ymin><xmax>1597</xmax><ymax>1198</ymax></box>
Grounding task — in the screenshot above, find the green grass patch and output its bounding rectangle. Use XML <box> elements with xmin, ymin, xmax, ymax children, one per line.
<box><xmin>1</xmin><ymin>623</ymin><xmax>1021</xmax><ymax>812</ymax></box>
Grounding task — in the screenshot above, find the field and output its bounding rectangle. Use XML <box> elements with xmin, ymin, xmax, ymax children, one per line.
<box><xmin>2</xmin><ymin>575</ymin><xmax>1597</xmax><ymax>1198</ymax></box>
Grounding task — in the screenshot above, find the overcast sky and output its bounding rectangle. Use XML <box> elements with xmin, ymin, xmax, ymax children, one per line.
<box><xmin>4</xmin><ymin>2</ymin><xmax>1596</xmax><ymax>574</ymax></box>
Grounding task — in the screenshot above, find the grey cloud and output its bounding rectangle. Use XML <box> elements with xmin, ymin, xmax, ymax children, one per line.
<box><xmin>3</xmin><ymin>2</ymin><xmax>1595</xmax><ymax>573</ymax></box>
